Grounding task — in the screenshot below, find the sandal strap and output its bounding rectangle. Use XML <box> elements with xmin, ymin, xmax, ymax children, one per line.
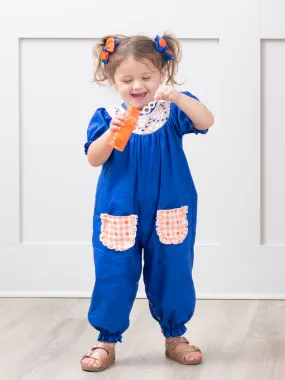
<box><xmin>190</xmin><ymin>345</ymin><xmax>201</xmax><ymax>353</ymax></box>
<box><xmin>180</xmin><ymin>345</ymin><xmax>201</xmax><ymax>358</ymax></box>
<box><xmin>93</xmin><ymin>342</ymin><xmax>114</xmax><ymax>355</ymax></box>
<box><xmin>166</xmin><ymin>336</ymin><xmax>190</xmax><ymax>351</ymax></box>
<box><xmin>166</xmin><ymin>337</ymin><xmax>202</xmax><ymax>361</ymax></box>
<box><xmin>81</xmin><ymin>354</ymin><xmax>99</xmax><ymax>361</ymax></box>
<box><xmin>80</xmin><ymin>342</ymin><xmax>115</xmax><ymax>364</ymax></box>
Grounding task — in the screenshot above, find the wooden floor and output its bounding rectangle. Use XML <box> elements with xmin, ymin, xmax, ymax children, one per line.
<box><xmin>0</xmin><ymin>298</ymin><xmax>285</xmax><ymax>380</ymax></box>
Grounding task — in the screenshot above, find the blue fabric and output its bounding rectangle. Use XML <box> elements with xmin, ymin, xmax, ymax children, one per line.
<box><xmin>154</xmin><ymin>35</ymin><xmax>174</xmax><ymax>61</ymax></box>
<box><xmin>84</xmin><ymin>108</ymin><xmax>111</xmax><ymax>155</ymax></box>
<box><xmin>85</xmin><ymin>91</ymin><xmax>208</xmax><ymax>342</ymax></box>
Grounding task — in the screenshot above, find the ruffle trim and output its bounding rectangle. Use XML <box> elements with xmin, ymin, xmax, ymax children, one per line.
<box><xmin>100</xmin><ymin>214</ymin><xmax>138</xmax><ymax>251</ymax></box>
<box><xmin>97</xmin><ymin>329</ymin><xmax>122</xmax><ymax>343</ymax></box>
<box><xmin>84</xmin><ymin>141</ymin><xmax>91</xmax><ymax>155</ymax></box>
<box><xmin>156</xmin><ymin>206</ymin><xmax>188</xmax><ymax>244</ymax></box>
<box><xmin>162</xmin><ymin>324</ymin><xmax>187</xmax><ymax>338</ymax></box>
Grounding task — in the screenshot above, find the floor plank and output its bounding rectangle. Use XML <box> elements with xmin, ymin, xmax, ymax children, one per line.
<box><xmin>0</xmin><ymin>299</ymin><xmax>284</xmax><ymax>380</ymax></box>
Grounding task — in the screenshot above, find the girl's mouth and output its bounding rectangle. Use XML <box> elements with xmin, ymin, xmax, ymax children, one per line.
<box><xmin>131</xmin><ymin>92</ymin><xmax>147</xmax><ymax>99</ymax></box>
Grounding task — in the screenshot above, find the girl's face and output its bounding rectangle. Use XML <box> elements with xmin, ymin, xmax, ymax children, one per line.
<box><xmin>112</xmin><ymin>56</ymin><xmax>166</xmax><ymax>110</ymax></box>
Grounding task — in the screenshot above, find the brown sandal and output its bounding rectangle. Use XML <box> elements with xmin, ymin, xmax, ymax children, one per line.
<box><xmin>80</xmin><ymin>342</ymin><xmax>115</xmax><ymax>372</ymax></box>
<box><xmin>165</xmin><ymin>336</ymin><xmax>202</xmax><ymax>365</ymax></box>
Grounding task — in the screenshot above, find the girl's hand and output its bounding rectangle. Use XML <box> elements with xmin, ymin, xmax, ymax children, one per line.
<box><xmin>109</xmin><ymin>111</ymin><xmax>126</xmax><ymax>132</ymax></box>
<box><xmin>154</xmin><ymin>86</ymin><xmax>181</xmax><ymax>103</ymax></box>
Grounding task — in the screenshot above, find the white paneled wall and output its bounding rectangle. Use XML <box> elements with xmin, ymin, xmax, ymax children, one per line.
<box><xmin>261</xmin><ymin>40</ymin><xmax>285</xmax><ymax>246</ymax></box>
<box><xmin>0</xmin><ymin>0</ymin><xmax>285</xmax><ymax>298</ymax></box>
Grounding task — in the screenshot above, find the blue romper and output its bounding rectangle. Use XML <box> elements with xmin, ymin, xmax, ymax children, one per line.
<box><xmin>84</xmin><ymin>91</ymin><xmax>208</xmax><ymax>343</ymax></box>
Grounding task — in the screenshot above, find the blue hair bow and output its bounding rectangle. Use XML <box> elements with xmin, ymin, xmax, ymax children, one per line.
<box><xmin>154</xmin><ymin>35</ymin><xmax>174</xmax><ymax>60</ymax></box>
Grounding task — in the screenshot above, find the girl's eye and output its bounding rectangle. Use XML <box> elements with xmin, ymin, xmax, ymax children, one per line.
<box><xmin>143</xmin><ymin>77</ymin><xmax>151</xmax><ymax>80</ymax></box>
<box><xmin>123</xmin><ymin>80</ymin><xmax>132</xmax><ymax>84</ymax></box>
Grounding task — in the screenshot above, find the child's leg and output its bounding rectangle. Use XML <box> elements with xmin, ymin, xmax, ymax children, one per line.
<box><xmin>88</xmin><ymin>241</ymin><xmax>142</xmax><ymax>342</ymax></box>
<box><xmin>143</xmin><ymin>227</ymin><xmax>195</xmax><ymax>336</ymax></box>
<box><xmin>81</xmin><ymin>242</ymin><xmax>142</xmax><ymax>370</ymax></box>
<box><xmin>143</xmin><ymin>225</ymin><xmax>201</xmax><ymax>362</ymax></box>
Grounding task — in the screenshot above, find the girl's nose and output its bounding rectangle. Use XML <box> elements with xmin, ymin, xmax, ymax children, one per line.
<box><xmin>132</xmin><ymin>80</ymin><xmax>142</xmax><ymax>90</ymax></box>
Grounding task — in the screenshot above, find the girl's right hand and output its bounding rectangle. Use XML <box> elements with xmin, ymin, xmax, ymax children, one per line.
<box><xmin>109</xmin><ymin>111</ymin><xmax>126</xmax><ymax>132</ymax></box>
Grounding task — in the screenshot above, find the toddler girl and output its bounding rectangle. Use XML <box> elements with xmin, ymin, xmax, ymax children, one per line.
<box><xmin>81</xmin><ymin>33</ymin><xmax>214</xmax><ymax>372</ymax></box>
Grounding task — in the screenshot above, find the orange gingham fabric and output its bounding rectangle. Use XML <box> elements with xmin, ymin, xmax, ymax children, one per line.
<box><xmin>156</xmin><ymin>206</ymin><xmax>188</xmax><ymax>244</ymax></box>
<box><xmin>100</xmin><ymin>214</ymin><xmax>138</xmax><ymax>251</ymax></box>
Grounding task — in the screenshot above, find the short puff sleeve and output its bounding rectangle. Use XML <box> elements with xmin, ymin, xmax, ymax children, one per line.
<box><xmin>169</xmin><ymin>91</ymin><xmax>209</xmax><ymax>136</ymax></box>
<box><xmin>84</xmin><ymin>108</ymin><xmax>111</xmax><ymax>154</ymax></box>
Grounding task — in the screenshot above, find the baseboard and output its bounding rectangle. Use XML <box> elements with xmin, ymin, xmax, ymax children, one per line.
<box><xmin>0</xmin><ymin>291</ymin><xmax>285</xmax><ymax>300</ymax></box>
<box><xmin>132</xmin><ymin>292</ymin><xmax>285</xmax><ymax>300</ymax></box>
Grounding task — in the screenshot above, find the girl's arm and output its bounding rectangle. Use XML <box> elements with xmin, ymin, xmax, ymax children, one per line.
<box><xmin>175</xmin><ymin>93</ymin><xmax>214</xmax><ymax>131</ymax></box>
<box><xmin>154</xmin><ymin>87</ymin><xmax>214</xmax><ymax>131</ymax></box>
<box><xmin>87</xmin><ymin>129</ymin><xmax>113</xmax><ymax>167</ymax></box>
<box><xmin>87</xmin><ymin>112</ymin><xmax>126</xmax><ymax>167</ymax></box>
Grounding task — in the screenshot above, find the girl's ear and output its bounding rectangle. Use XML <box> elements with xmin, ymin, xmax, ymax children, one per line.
<box><xmin>160</xmin><ymin>70</ymin><xmax>166</xmax><ymax>84</ymax></box>
<box><xmin>110</xmin><ymin>79</ymin><xmax>118</xmax><ymax>90</ymax></box>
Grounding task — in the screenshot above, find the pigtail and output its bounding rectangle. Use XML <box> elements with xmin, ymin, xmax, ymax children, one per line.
<box><xmin>91</xmin><ymin>35</ymin><xmax>117</xmax><ymax>85</ymax></box>
<box><xmin>162</xmin><ymin>33</ymin><xmax>182</xmax><ymax>85</ymax></box>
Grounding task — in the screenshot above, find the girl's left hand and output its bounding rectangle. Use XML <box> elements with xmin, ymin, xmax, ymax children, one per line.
<box><xmin>154</xmin><ymin>85</ymin><xmax>181</xmax><ymax>103</ymax></box>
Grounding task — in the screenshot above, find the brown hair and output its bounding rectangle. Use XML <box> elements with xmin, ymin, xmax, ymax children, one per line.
<box><xmin>91</xmin><ymin>33</ymin><xmax>182</xmax><ymax>86</ymax></box>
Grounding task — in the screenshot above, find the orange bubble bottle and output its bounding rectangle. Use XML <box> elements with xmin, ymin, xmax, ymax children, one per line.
<box><xmin>108</xmin><ymin>107</ymin><xmax>141</xmax><ymax>152</ymax></box>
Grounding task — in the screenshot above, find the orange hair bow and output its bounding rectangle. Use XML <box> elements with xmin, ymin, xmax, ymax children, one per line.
<box><xmin>100</xmin><ymin>37</ymin><xmax>118</xmax><ymax>64</ymax></box>
<box><xmin>154</xmin><ymin>35</ymin><xmax>174</xmax><ymax>60</ymax></box>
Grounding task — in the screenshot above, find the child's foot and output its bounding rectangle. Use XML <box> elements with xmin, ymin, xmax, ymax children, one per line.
<box><xmin>165</xmin><ymin>336</ymin><xmax>202</xmax><ymax>365</ymax></box>
<box><xmin>80</xmin><ymin>342</ymin><xmax>116</xmax><ymax>372</ymax></box>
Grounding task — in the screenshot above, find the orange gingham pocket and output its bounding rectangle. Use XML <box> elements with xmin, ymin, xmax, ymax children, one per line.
<box><xmin>156</xmin><ymin>206</ymin><xmax>188</xmax><ymax>244</ymax></box>
<box><xmin>99</xmin><ymin>214</ymin><xmax>138</xmax><ymax>251</ymax></box>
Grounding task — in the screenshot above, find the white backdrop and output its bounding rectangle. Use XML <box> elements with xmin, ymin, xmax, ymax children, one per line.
<box><xmin>0</xmin><ymin>0</ymin><xmax>285</xmax><ymax>298</ymax></box>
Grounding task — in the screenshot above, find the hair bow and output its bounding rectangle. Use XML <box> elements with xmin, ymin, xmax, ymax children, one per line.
<box><xmin>100</xmin><ymin>37</ymin><xmax>118</xmax><ymax>64</ymax></box>
<box><xmin>154</xmin><ymin>35</ymin><xmax>174</xmax><ymax>61</ymax></box>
